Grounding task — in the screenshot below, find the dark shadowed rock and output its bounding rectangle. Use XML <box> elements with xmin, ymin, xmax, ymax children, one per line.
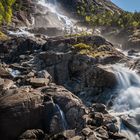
<box><xmin>19</xmin><ymin>129</ymin><xmax>44</xmax><ymax>140</ymax></box>
<box><xmin>92</xmin><ymin>103</ymin><xmax>106</xmax><ymax>113</ymax></box>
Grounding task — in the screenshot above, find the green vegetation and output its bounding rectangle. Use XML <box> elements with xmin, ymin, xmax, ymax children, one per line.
<box><xmin>73</xmin><ymin>42</ymin><xmax>115</xmax><ymax>59</ymax></box>
<box><xmin>73</xmin><ymin>43</ymin><xmax>92</xmax><ymax>50</ymax></box>
<box><xmin>73</xmin><ymin>43</ymin><xmax>94</xmax><ymax>56</ymax></box>
<box><xmin>0</xmin><ymin>0</ymin><xmax>16</xmax><ymax>24</ymax></box>
<box><xmin>77</xmin><ymin>0</ymin><xmax>140</xmax><ymax>29</ymax></box>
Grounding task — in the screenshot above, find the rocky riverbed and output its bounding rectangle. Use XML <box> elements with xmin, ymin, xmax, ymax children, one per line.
<box><xmin>0</xmin><ymin>34</ymin><xmax>131</xmax><ymax>140</ymax></box>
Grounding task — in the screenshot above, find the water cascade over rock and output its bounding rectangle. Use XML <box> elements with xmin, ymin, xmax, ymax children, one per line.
<box><xmin>31</xmin><ymin>0</ymin><xmax>88</xmax><ymax>36</ymax></box>
<box><xmin>9</xmin><ymin>0</ymin><xmax>92</xmax><ymax>37</ymax></box>
<box><xmin>112</xmin><ymin>64</ymin><xmax>140</xmax><ymax>112</ymax></box>
<box><xmin>55</xmin><ymin>104</ymin><xmax>68</xmax><ymax>130</ymax></box>
<box><xmin>110</xmin><ymin>64</ymin><xmax>140</xmax><ymax>140</ymax></box>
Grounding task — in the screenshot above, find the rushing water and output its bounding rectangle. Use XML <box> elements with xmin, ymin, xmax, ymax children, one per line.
<box><xmin>8</xmin><ymin>68</ymin><xmax>21</xmax><ymax>78</ymax></box>
<box><xmin>112</xmin><ymin>64</ymin><xmax>140</xmax><ymax>113</ymax></box>
<box><xmin>8</xmin><ymin>27</ymin><xmax>34</xmax><ymax>37</ymax></box>
<box><xmin>55</xmin><ymin>104</ymin><xmax>68</xmax><ymax>130</ymax></box>
<box><xmin>36</xmin><ymin>0</ymin><xmax>92</xmax><ymax>35</ymax></box>
<box><xmin>37</xmin><ymin>0</ymin><xmax>76</xmax><ymax>34</ymax></box>
<box><xmin>9</xmin><ymin>0</ymin><xmax>92</xmax><ymax>37</ymax></box>
<box><xmin>109</xmin><ymin>64</ymin><xmax>140</xmax><ymax>140</ymax></box>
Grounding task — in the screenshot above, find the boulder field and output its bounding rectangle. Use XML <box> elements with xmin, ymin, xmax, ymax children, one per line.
<box><xmin>0</xmin><ymin>35</ymin><xmax>127</xmax><ymax>140</ymax></box>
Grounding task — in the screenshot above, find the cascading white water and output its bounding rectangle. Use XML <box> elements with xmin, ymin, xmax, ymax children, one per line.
<box><xmin>112</xmin><ymin>64</ymin><xmax>140</xmax><ymax>112</ymax></box>
<box><xmin>55</xmin><ymin>104</ymin><xmax>68</xmax><ymax>130</ymax></box>
<box><xmin>8</xmin><ymin>27</ymin><xmax>34</xmax><ymax>37</ymax></box>
<box><xmin>36</xmin><ymin>0</ymin><xmax>93</xmax><ymax>35</ymax></box>
<box><xmin>37</xmin><ymin>0</ymin><xmax>76</xmax><ymax>34</ymax></box>
<box><xmin>110</xmin><ymin>64</ymin><xmax>140</xmax><ymax>140</ymax></box>
<box><xmin>9</xmin><ymin>0</ymin><xmax>92</xmax><ymax>37</ymax></box>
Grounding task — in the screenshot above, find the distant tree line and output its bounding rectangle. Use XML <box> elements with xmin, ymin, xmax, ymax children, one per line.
<box><xmin>77</xmin><ymin>0</ymin><xmax>140</xmax><ymax>29</ymax></box>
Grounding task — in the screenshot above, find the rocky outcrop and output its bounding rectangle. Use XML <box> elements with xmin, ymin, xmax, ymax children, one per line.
<box><xmin>37</xmin><ymin>35</ymin><xmax>123</xmax><ymax>103</ymax></box>
<box><xmin>0</xmin><ymin>82</ymin><xmax>88</xmax><ymax>139</ymax></box>
<box><xmin>41</xmin><ymin>84</ymin><xmax>87</xmax><ymax>131</ymax></box>
<box><xmin>0</xmin><ymin>87</ymin><xmax>44</xmax><ymax>140</ymax></box>
<box><xmin>0</xmin><ymin>34</ymin><xmax>127</xmax><ymax>139</ymax></box>
<box><xmin>12</xmin><ymin>0</ymin><xmax>35</xmax><ymax>27</ymax></box>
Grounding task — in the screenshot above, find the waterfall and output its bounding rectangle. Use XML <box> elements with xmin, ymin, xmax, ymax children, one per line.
<box><xmin>55</xmin><ymin>104</ymin><xmax>68</xmax><ymax>130</ymax></box>
<box><xmin>37</xmin><ymin>0</ymin><xmax>75</xmax><ymax>34</ymax></box>
<box><xmin>36</xmin><ymin>0</ymin><xmax>93</xmax><ymax>35</ymax></box>
<box><xmin>109</xmin><ymin>64</ymin><xmax>140</xmax><ymax>140</ymax></box>
<box><xmin>112</xmin><ymin>64</ymin><xmax>140</xmax><ymax>112</ymax></box>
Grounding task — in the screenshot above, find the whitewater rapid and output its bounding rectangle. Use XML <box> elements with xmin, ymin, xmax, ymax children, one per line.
<box><xmin>112</xmin><ymin>64</ymin><xmax>140</xmax><ymax>113</ymax></box>
<box><xmin>37</xmin><ymin>0</ymin><xmax>92</xmax><ymax>35</ymax></box>
<box><xmin>37</xmin><ymin>0</ymin><xmax>75</xmax><ymax>33</ymax></box>
<box><xmin>107</xmin><ymin>63</ymin><xmax>140</xmax><ymax>140</ymax></box>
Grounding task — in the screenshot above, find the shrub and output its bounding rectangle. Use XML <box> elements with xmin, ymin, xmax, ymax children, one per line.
<box><xmin>0</xmin><ymin>0</ymin><xmax>16</xmax><ymax>24</ymax></box>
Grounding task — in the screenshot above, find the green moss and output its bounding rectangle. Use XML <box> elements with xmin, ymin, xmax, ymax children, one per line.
<box><xmin>92</xmin><ymin>51</ymin><xmax>108</xmax><ymax>57</ymax></box>
<box><xmin>79</xmin><ymin>49</ymin><xmax>91</xmax><ymax>55</ymax></box>
<box><xmin>73</xmin><ymin>43</ymin><xmax>92</xmax><ymax>50</ymax></box>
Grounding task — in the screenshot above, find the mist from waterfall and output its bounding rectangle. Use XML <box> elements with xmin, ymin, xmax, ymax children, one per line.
<box><xmin>36</xmin><ymin>0</ymin><xmax>93</xmax><ymax>35</ymax></box>
<box><xmin>112</xmin><ymin>64</ymin><xmax>140</xmax><ymax>113</ymax></box>
<box><xmin>37</xmin><ymin>0</ymin><xmax>76</xmax><ymax>34</ymax></box>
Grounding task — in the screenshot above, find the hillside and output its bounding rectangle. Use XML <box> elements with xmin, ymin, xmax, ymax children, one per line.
<box><xmin>58</xmin><ymin>0</ymin><xmax>122</xmax><ymax>13</ymax></box>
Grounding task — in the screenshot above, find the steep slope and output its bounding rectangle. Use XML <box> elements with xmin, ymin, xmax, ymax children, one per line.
<box><xmin>58</xmin><ymin>0</ymin><xmax>122</xmax><ymax>14</ymax></box>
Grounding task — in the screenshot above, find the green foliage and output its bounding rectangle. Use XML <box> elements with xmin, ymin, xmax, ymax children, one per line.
<box><xmin>73</xmin><ymin>43</ymin><xmax>92</xmax><ymax>50</ymax></box>
<box><xmin>0</xmin><ymin>0</ymin><xmax>16</xmax><ymax>24</ymax></box>
<box><xmin>77</xmin><ymin>2</ymin><xmax>140</xmax><ymax>29</ymax></box>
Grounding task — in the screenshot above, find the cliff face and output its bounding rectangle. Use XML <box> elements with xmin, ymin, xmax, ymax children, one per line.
<box><xmin>12</xmin><ymin>0</ymin><xmax>35</xmax><ymax>26</ymax></box>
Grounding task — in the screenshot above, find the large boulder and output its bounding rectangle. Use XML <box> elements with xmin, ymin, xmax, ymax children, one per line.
<box><xmin>41</xmin><ymin>84</ymin><xmax>88</xmax><ymax>131</ymax></box>
<box><xmin>0</xmin><ymin>87</ymin><xmax>44</xmax><ymax>140</ymax></box>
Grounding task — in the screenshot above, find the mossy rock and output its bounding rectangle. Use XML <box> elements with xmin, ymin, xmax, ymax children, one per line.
<box><xmin>0</xmin><ymin>31</ymin><xmax>9</xmax><ymax>41</ymax></box>
<box><xmin>73</xmin><ymin>43</ymin><xmax>92</xmax><ymax>50</ymax></box>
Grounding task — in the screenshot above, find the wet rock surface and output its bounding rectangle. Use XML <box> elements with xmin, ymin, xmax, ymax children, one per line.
<box><xmin>0</xmin><ymin>35</ymin><xmax>127</xmax><ymax>140</ymax></box>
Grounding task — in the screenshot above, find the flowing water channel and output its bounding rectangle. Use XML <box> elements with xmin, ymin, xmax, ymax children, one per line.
<box><xmin>109</xmin><ymin>64</ymin><xmax>140</xmax><ymax>140</ymax></box>
<box><xmin>55</xmin><ymin>104</ymin><xmax>68</xmax><ymax>130</ymax></box>
<box><xmin>112</xmin><ymin>64</ymin><xmax>140</xmax><ymax>112</ymax></box>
